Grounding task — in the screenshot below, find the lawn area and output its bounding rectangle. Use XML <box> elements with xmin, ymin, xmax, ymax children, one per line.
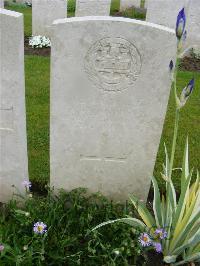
<box><xmin>6</xmin><ymin>0</ymin><xmax>145</xmax><ymax>36</ymax></box>
<box><xmin>6</xmin><ymin>4</ymin><xmax>200</xmax><ymax>193</ymax></box>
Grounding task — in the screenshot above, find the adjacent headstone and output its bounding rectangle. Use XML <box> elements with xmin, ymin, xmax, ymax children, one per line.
<box><xmin>187</xmin><ymin>0</ymin><xmax>200</xmax><ymax>48</ymax></box>
<box><xmin>120</xmin><ymin>0</ymin><xmax>141</xmax><ymax>10</ymax></box>
<box><xmin>146</xmin><ymin>0</ymin><xmax>199</xmax><ymax>49</ymax></box>
<box><xmin>50</xmin><ymin>17</ymin><xmax>176</xmax><ymax>201</ymax></box>
<box><xmin>146</xmin><ymin>0</ymin><xmax>189</xmax><ymax>30</ymax></box>
<box><xmin>0</xmin><ymin>9</ymin><xmax>29</xmax><ymax>202</ymax></box>
<box><xmin>0</xmin><ymin>0</ymin><xmax>4</xmax><ymax>8</ymax></box>
<box><xmin>32</xmin><ymin>0</ymin><xmax>67</xmax><ymax>37</ymax></box>
<box><xmin>75</xmin><ymin>0</ymin><xmax>111</xmax><ymax>16</ymax></box>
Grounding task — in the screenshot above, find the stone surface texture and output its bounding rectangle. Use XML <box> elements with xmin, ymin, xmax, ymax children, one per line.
<box><xmin>0</xmin><ymin>9</ymin><xmax>28</xmax><ymax>202</ymax></box>
<box><xmin>75</xmin><ymin>0</ymin><xmax>111</xmax><ymax>16</ymax></box>
<box><xmin>50</xmin><ymin>17</ymin><xmax>176</xmax><ymax>201</ymax></box>
<box><xmin>146</xmin><ymin>0</ymin><xmax>199</xmax><ymax>48</ymax></box>
<box><xmin>0</xmin><ymin>0</ymin><xmax>4</xmax><ymax>8</ymax></box>
<box><xmin>120</xmin><ymin>0</ymin><xmax>141</xmax><ymax>10</ymax></box>
<box><xmin>32</xmin><ymin>0</ymin><xmax>67</xmax><ymax>37</ymax></box>
<box><xmin>146</xmin><ymin>0</ymin><xmax>189</xmax><ymax>29</ymax></box>
<box><xmin>187</xmin><ymin>0</ymin><xmax>200</xmax><ymax>48</ymax></box>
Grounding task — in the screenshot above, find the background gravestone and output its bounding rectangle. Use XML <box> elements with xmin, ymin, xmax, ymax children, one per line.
<box><xmin>0</xmin><ymin>0</ymin><xmax>4</xmax><ymax>8</ymax></box>
<box><xmin>32</xmin><ymin>0</ymin><xmax>67</xmax><ymax>37</ymax></box>
<box><xmin>0</xmin><ymin>9</ymin><xmax>29</xmax><ymax>203</ymax></box>
<box><xmin>187</xmin><ymin>0</ymin><xmax>200</xmax><ymax>48</ymax></box>
<box><xmin>75</xmin><ymin>0</ymin><xmax>111</xmax><ymax>16</ymax></box>
<box><xmin>146</xmin><ymin>0</ymin><xmax>199</xmax><ymax>49</ymax></box>
<box><xmin>146</xmin><ymin>0</ymin><xmax>189</xmax><ymax>29</ymax></box>
<box><xmin>120</xmin><ymin>0</ymin><xmax>141</xmax><ymax>10</ymax></box>
<box><xmin>50</xmin><ymin>17</ymin><xmax>176</xmax><ymax>201</ymax></box>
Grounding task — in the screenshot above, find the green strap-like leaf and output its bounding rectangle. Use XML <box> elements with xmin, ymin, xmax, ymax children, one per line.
<box><xmin>173</xmin><ymin>252</ymin><xmax>200</xmax><ymax>266</ymax></box>
<box><xmin>172</xmin><ymin>169</ymin><xmax>193</xmax><ymax>230</ymax></box>
<box><xmin>152</xmin><ymin>176</ymin><xmax>162</xmax><ymax>227</ymax></box>
<box><xmin>181</xmin><ymin>137</ymin><xmax>189</xmax><ymax>191</ymax></box>
<box><xmin>172</xmin><ymin>227</ymin><xmax>200</xmax><ymax>256</ymax></box>
<box><xmin>91</xmin><ymin>217</ymin><xmax>147</xmax><ymax>232</ymax></box>
<box><xmin>130</xmin><ymin>195</ymin><xmax>156</xmax><ymax>228</ymax></box>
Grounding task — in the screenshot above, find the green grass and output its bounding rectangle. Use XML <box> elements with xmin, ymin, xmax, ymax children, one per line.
<box><xmin>5</xmin><ymin>3</ymin><xmax>200</xmax><ymax>193</ymax></box>
<box><xmin>25</xmin><ymin>54</ymin><xmax>200</xmax><ymax>191</ymax></box>
<box><xmin>6</xmin><ymin>4</ymin><xmax>32</xmax><ymax>37</ymax></box>
<box><xmin>25</xmin><ymin>56</ymin><xmax>50</xmax><ymax>188</ymax></box>
<box><xmin>6</xmin><ymin>0</ymin><xmax>146</xmax><ymax>37</ymax></box>
<box><xmin>0</xmin><ymin>189</ymin><xmax>145</xmax><ymax>265</ymax></box>
<box><xmin>154</xmin><ymin>70</ymin><xmax>200</xmax><ymax>191</ymax></box>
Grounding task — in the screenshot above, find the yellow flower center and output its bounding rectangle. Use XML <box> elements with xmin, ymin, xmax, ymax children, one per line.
<box><xmin>143</xmin><ymin>236</ymin><xmax>148</xmax><ymax>242</ymax></box>
<box><xmin>37</xmin><ymin>226</ymin><xmax>43</xmax><ymax>232</ymax></box>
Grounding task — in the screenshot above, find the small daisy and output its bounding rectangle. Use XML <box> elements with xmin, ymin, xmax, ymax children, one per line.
<box><xmin>22</xmin><ymin>180</ymin><xmax>32</xmax><ymax>189</ymax></box>
<box><xmin>0</xmin><ymin>244</ymin><xmax>4</xmax><ymax>252</ymax></box>
<box><xmin>33</xmin><ymin>222</ymin><xmax>47</xmax><ymax>235</ymax></box>
<box><xmin>153</xmin><ymin>242</ymin><xmax>162</xmax><ymax>253</ymax></box>
<box><xmin>138</xmin><ymin>233</ymin><xmax>152</xmax><ymax>247</ymax></box>
<box><xmin>155</xmin><ymin>228</ymin><xmax>168</xmax><ymax>240</ymax></box>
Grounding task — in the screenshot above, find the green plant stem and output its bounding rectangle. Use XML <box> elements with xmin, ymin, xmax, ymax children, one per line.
<box><xmin>169</xmin><ymin>108</ymin><xmax>180</xmax><ymax>179</ymax></box>
<box><xmin>169</xmin><ymin>41</ymin><xmax>181</xmax><ymax>179</ymax></box>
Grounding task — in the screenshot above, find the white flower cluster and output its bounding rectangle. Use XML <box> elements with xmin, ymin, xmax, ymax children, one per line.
<box><xmin>29</xmin><ymin>36</ymin><xmax>51</xmax><ymax>49</ymax></box>
<box><xmin>191</xmin><ymin>47</ymin><xmax>200</xmax><ymax>59</ymax></box>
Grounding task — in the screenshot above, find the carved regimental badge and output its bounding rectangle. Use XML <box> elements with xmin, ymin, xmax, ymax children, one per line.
<box><xmin>84</xmin><ymin>37</ymin><xmax>142</xmax><ymax>92</ymax></box>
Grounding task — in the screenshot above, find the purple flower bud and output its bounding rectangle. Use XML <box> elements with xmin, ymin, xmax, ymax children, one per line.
<box><xmin>176</xmin><ymin>8</ymin><xmax>186</xmax><ymax>39</ymax></box>
<box><xmin>180</xmin><ymin>78</ymin><xmax>194</xmax><ymax>107</ymax></box>
<box><xmin>0</xmin><ymin>244</ymin><xmax>4</xmax><ymax>252</ymax></box>
<box><xmin>183</xmin><ymin>30</ymin><xmax>187</xmax><ymax>41</ymax></box>
<box><xmin>153</xmin><ymin>242</ymin><xmax>162</xmax><ymax>253</ymax></box>
<box><xmin>169</xmin><ymin>60</ymin><xmax>174</xmax><ymax>71</ymax></box>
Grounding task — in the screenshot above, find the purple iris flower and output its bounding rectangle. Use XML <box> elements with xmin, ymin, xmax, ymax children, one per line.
<box><xmin>176</xmin><ymin>8</ymin><xmax>186</xmax><ymax>39</ymax></box>
<box><xmin>180</xmin><ymin>78</ymin><xmax>194</xmax><ymax>107</ymax></box>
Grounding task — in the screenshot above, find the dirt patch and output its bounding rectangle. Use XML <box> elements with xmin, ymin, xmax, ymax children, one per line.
<box><xmin>24</xmin><ymin>37</ymin><xmax>50</xmax><ymax>57</ymax></box>
<box><xmin>180</xmin><ymin>56</ymin><xmax>200</xmax><ymax>72</ymax></box>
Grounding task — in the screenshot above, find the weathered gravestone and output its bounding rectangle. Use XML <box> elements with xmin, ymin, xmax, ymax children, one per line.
<box><xmin>187</xmin><ymin>0</ymin><xmax>200</xmax><ymax>48</ymax></box>
<box><xmin>146</xmin><ymin>0</ymin><xmax>189</xmax><ymax>29</ymax></box>
<box><xmin>0</xmin><ymin>9</ymin><xmax>29</xmax><ymax>202</ymax></box>
<box><xmin>50</xmin><ymin>17</ymin><xmax>176</xmax><ymax>201</ymax></box>
<box><xmin>146</xmin><ymin>0</ymin><xmax>199</xmax><ymax>49</ymax></box>
<box><xmin>32</xmin><ymin>0</ymin><xmax>67</xmax><ymax>37</ymax></box>
<box><xmin>120</xmin><ymin>0</ymin><xmax>141</xmax><ymax>10</ymax></box>
<box><xmin>0</xmin><ymin>0</ymin><xmax>4</xmax><ymax>8</ymax></box>
<box><xmin>75</xmin><ymin>0</ymin><xmax>111</xmax><ymax>16</ymax></box>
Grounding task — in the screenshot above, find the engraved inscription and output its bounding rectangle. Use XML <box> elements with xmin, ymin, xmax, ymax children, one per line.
<box><xmin>0</xmin><ymin>107</ymin><xmax>14</xmax><ymax>131</ymax></box>
<box><xmin>85</xmin><ymin>37</ymin><xmax>142</xmax><ymax>92</ymax></box>
<box><xmin>80</xmin><ymin>155</ymin><xmax>127</xmax><ymax>163</ymax></box>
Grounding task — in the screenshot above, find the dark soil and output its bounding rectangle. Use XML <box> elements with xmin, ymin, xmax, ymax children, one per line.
<box><xmin>24</xmin><ymin>37</ymin><xmax>50</xmax><ymax>57</ymax></box>
<box><xmin>146</xmin><ymin>251</ymin><xmax>164</xmax><ymax>266</ymax></box>
<box><xmin>180</xmin><ymin>56</ymin><xmax>200</xmax><ymax>72</ymax></box>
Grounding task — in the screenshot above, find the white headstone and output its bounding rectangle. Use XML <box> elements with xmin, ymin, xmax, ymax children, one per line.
<box><xmin>146</xmin><ymin>0</ymin><xmax>199</xmax><ymax>49</ymax></box>
<box><xmin>50</xmin><ymin>17</ymin><xmax>176</xmax><ymax>201</ymax></box>
<box><xmin>187</xmin><ymin>0</ymin><xmax>200</xmax><ymax>48</ymax></box>
<box><xmin>120</xmin><ymin>0</ymin><xmax>141</xmax><ymax>10</ymax></box>
<box><xmin>146</xmin><ymin>0</ymin><xmax>189</xmax><ymax>30</ymax></box>
<box><xmin>75</xmin><ymin>0</ymin><xmax>111</xmax><ymax>16</ymax></box>
<box><xmin>0</xmin><ymin>9</ymin><xmax>29</xmax><ymax>202</ymax></box>
<box><xmin>0</xmin><ymin>0</ymin><xmax>4</xmax><ymax>8</ymax></box>
<box><xmin>32</xmin><ymin>0</ymin><xmax>67</xmax><ymax>37</ymax></box>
